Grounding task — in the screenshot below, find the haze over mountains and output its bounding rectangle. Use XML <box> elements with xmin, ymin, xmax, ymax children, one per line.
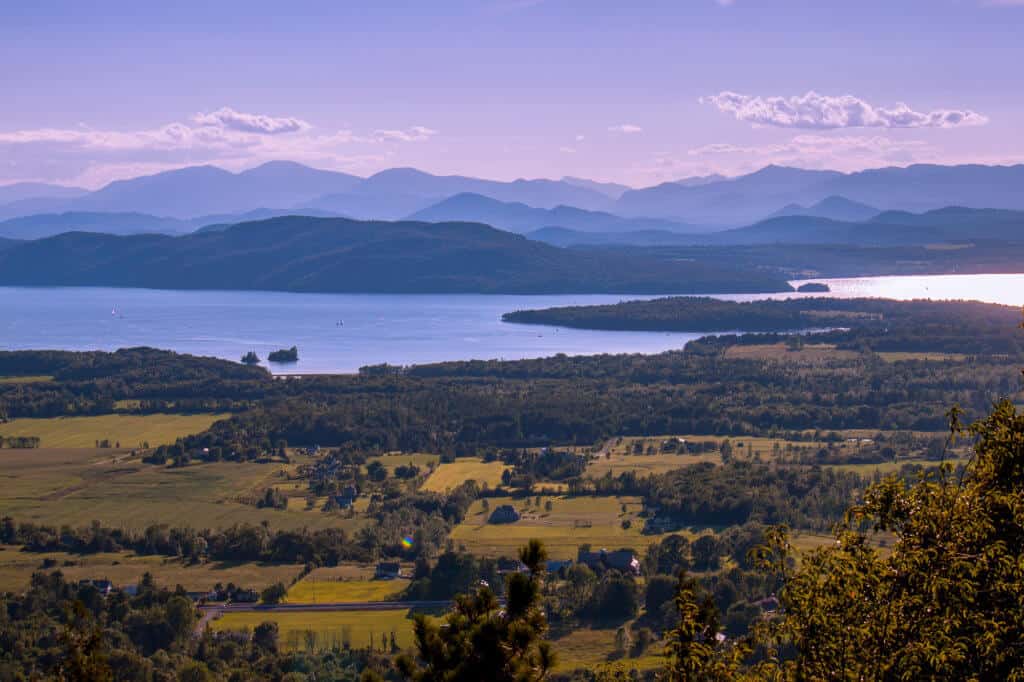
<box><xmin>0</xmin><ymin>216</ymin><xmax>790</xmax><ymax>294</ymax></box>
<box><xmin>5</xmin><ymin>161</ymin><xmax>1024</xmax><ymax>229</ymax></box>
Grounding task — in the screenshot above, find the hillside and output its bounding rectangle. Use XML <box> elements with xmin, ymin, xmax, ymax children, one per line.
<box><xmin>0</xmin><ymin>182</ymin><xmax>87</xmax><ymax>205</ymax></box>
<box><xmin>617</xmin><ymin>163</ymin><xmax>1024</xmax><ymax>224</ymax></box>
<box><xmin>526</xmin><ymin>227</ymin><xmax>699</xmax><ymax>247</ymax></box>
<box><xmin>0</xmin><ymin>216</ymin><xmax>792</xmax><ymax>294</ymax></box>
<box><xmin>769</xmin><ymin>195</ymin><xmax>879</xmax><ymax>222</ymax></box>
<box><xmin>409</xmin><ymin>192</ymin><xmax>701</xmax><ymax>234</ymax></box>
<box><xmin>0</xmin><ymin>212</ymin><xmax>193</xmax><ymax>239</ymax></box>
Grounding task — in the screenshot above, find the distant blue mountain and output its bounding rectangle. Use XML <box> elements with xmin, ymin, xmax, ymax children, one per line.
<box><xmin>408</xmin><ymin>193</ymin><xmax>703</xmax><ymax>234</ymax></box>
<box><xmin>769</xmin><ymin>196</ymin><xmax>880</xmax><ymax>222</ymax></box>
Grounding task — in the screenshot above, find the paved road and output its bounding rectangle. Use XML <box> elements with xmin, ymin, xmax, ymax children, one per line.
<box><xmin>194</xmin><ymin>600</ymin><xmax>451</xmax><ymax>636</ymax></box>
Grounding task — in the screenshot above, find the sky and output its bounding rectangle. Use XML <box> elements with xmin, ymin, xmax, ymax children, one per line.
<box><xmin>1</xmin><ymin>0</ymin><xmax>1023</xmax><ymax>189</ymax></box>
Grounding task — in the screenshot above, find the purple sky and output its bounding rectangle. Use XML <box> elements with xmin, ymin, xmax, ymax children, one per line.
<box><xmin>2</xmin><ymin>0</ymin><xmax>1022</xmax><ymax>189</ymax></box>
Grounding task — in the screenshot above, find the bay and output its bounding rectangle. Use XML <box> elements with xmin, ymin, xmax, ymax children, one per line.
<box><xmin>2</xmin><ymin>273</ymin><xmax>1022</xmax><ymax>374</ymax></box>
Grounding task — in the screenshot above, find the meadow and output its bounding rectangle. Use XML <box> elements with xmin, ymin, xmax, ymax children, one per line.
<box><xmin>212</xmin><ymin>609</ymin><xmax>424</xmax><ymax>651</ymax></box>
<box><xmin>285</xmin><ymin>575</ymin><xmax>410</xmax><ymax>603</ymax></box>
<box><xmin>420</xmin><ymin>457</ymin><xmax>509</xmax><ymax>492</ymax></box>
<box><xmin>549</xmin><ymin>627</ymin><xmax>664</xmax><ymax>672</ymax></box>
<box><xmin>0</xmin><ymin>413</ymin><xmax>228</xmax><ymax>448</ymax></box>
<box><xmin>0</xmin><ymin>544</ymin><xmax>303</xmax><ymax>593</ymax></box>
<box><xmin>0</xmin><ymin>375</ymin><xmax>53</xmax><ymax>384</ymax></box>
<box><xmin>450</xmin><ymin>495</ymin><xmax>675</xmax><ymax>560</ymax></box>
<box><xmin>0</xmin><ymin>448</ymin><xmax>362</xmax><ymax>532</ymax></box>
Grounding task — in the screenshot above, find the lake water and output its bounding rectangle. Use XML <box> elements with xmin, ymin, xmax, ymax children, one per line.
<box><xmin>2</xmin><ymin>273</ymin><xmax>1022</xmax><ymax>374</ymax></box>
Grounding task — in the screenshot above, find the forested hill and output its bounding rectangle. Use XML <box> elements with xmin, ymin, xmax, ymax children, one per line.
<box><xmin>0</xmin><ymin>216</ymin><xmax>790</xmax><ymax>294</ymax></box>
<box><xmin>503</xmin><ymin>296</ymin><xmax>1024</xmax><ymax>336</ymax></box>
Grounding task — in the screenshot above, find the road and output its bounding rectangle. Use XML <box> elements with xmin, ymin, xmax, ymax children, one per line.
<box><xmin>194</xmin><ymin>600</ymin><xmax>451</xmax><ymax>636</ymax></box>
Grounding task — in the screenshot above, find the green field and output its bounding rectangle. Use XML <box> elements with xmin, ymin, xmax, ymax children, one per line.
<box><xmin>212</xmin><ymin>609</ymin><xmax>424</xmax><ymax>651</ymax></box>
<box><xmin>286</xmin><ymin>577</ymin><xmax>409</xmax><ymax>603</ymax></box>
<box><xmin>877</xmin><ymin>352</ymin><xmax>968</xmax><ymax>363</ymax></box>
<box><xmin>550</xmin><ymin>628</ymin><xmax>664</xmax><ymax>672</ymax></box>
<box><xmin>450</xmin><ymin>496</ymin><xmax>674</xmax><ymax>560</ymax></box>
<box><xmin>0</xmin><ymin>448</ymin><xmax>364</xmax><ymax>532</ymax></box>
<box><xmin>0</xmin><ymin>375</ymin><xmax>53</xmax><ymax>384</ymax></box>
<box><xmin>586</xmin><ymin>452</ymin><xmax>722</xmax><ymax>478</ymax></box>
<box><xmin>0</xmin><ymin>544</ymin><xmax>303</xmax><ymax>593</ymax></box>
<box><xmin>367</xmin><ymin>452</ymin><xmax>441</xmax><ymax>472</ymax></box>
<box><xmin>0</xmin><ymin>413</ymin><xmax>228</xmax><ymax>448</ymax></box>
<box><xmin>421</xmin><ymin>457</ymin><xmax>509</xmax><ymax>492</ymax></box>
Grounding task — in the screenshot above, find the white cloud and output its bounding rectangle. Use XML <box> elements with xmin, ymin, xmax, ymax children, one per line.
<box><xmin>702</xmin><ymin>91</ymin><xmax>988</xmax><ymax>129</ymax></box>
<box><xmin>608</xmin><ymin>124</ymin><xmax>643</xmax><ymax>134</ymax></box>
<box><xmin>370</xmin><ymin>126</ymin><xmax>438</xmax><ymax>142</ymax></box>
<box><xmin>191</xmin><ymin>107</ymin><xmax>310</xmax><ymax>135</ymax></box>
<box><xmin>0</xmin><ymin>109</ymin><xmax>438</xmax><ymax>187</ymax></box>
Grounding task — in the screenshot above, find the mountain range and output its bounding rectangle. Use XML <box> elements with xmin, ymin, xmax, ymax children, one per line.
<box><xmin>0</xmin><ymin>216</ymin><xmax>791</xmax><ymax>294</ymax></box>
<box><xmin>6</xmin><ymin>161</ymin><xmax>1024</xmax><ymax>230</ymax></box>
<box><xmin>407</xmin><ymin>193</ymin><xmax>703</xmax><ymax>234</ymax></box>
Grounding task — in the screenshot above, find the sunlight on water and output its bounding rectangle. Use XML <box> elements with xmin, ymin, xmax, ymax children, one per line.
<box><xmin>2</xmin><ymin>273</ymin><xmax>1022</xmax><ymax>373</ymax></box>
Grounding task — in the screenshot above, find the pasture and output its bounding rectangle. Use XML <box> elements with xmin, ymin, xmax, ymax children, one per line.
<box><xmin>367</xmin><ymin>452</ymin><xmax>441</xmax><ymax>472</ymax></box>
<box><xmin>0</xmin><ymin>448</ymin><xmax>361</xmax><ymax>532</ymax></box>
<box><xmin>450</xmin><ymin>495</ymin><xmax>673</xmax><ymax>560</ymax></box>
<box><xmin>420</xmin><ymin>457</ymin><xmax>509</xmax><ymax>492</ymax></box>
<box><xmin>212</xmin><ymin>609</ymin><xmax>423</xmax><ymax>651</ymax></box>
<box><xmin>550</xmin><ymin>628</ymin><xmax>664</xmax><ymax>672</ymax></box>
<box><xmin>286</xmin><ymin>576</ymin><xmax>409</xmax><ymax>603</ymax></box>
<box><xmin>0</xmin><ymin>375</ymin><xmax>53</xmax><ymax>384</ymax></box>
<box><xmin>0</xmin><ymin>413</ymin><xmax>228</xmax><ymax>448</ymax></box>
<box><xmin>0</xmin><ymin>545</ymin><xmax>303</xmax><ymax>593</ymax></box>
<box><xmin>723</xmin><ymin>343</ymin><xmax>859</xmax><ymax>363</ymax></box>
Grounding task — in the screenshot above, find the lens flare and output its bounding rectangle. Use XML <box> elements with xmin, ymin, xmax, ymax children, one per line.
<box><xmin>401</xmin><ymin>536</ymin><xmax>414</xmax><ymax>548</ymax></box>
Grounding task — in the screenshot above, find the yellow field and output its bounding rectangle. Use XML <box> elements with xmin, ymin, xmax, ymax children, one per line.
<box><xmin>0</xmin><ymin>375</ymin><xmax>53</xmax><ymax>384</ymax></box>
<box><xmin>586</xmin><ymin>452</ymin><xmax>721</xmax><ymax>478</ymax></box>
<box><xmin>421</xmin><ymin>457</ymin><xmax>509</xmax><ymax>492</ymax></box>
<box><xmin>550</xmin><ymin>628</ymin><xmax>664</xmax><ymax>672</ymax></box>
<box><xmin>0</xmin><ymin>413</ymin><xmax>228</xmax><ymax>448</ymax></box>
<box><xmin>450</xmin><ymin>496</ymin><xmax>676</xmax><ymax>560</ymax></box>
<box><xmin>877</xmin><ymin>352</ymin><xmax>968</xmax><ymax>363</ymax></box>
<box><xmin>0</xmin><ymin>544</ymin><xmax>303</xmax><ymax>593</ymax></box>
<box><xmin>0</xmin><ymin>448</ymin><xmax>363</xmax><ymax>532</ymax></box>
<box><xmin>286</xmin><ymin>577</ymin><xmax>409</xmax><ymax>603</ymax></box>
<box><xmin>367</xmin><ymin>452</ymin><xmax>441</xmax><ymax>471</ymax></box>
<box><xmin>724</xmin><ymin>343</ymin><xmax>859</xmax><ymax>363</ymax></box>
<box><xmin>212</xmin><ymin>609</ymin><xmax>423</xmax><ymax>651</ymax></box>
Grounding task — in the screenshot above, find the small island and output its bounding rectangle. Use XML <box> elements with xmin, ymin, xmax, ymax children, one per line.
<box><xmin>268</xmin><ymin>346</ymin><xmax>299</xmax><ymax>363</ymax></box>
<box><xmin>240</xmin><ymin>351</ymin><xmax>260</xmax><ymax>365</ymax></box>
<box><xmin>796</xmin><ymin>282</ymin><xmax>831</xmax><ymax>292</ymax></box>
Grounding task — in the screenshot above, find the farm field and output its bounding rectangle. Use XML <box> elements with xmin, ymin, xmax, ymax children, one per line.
<box><xmin>212</xmin><ymin>609</ymin><xmax>424</xmax><ymax>651</ymax></box>
<box><xmin>286</xmin><ymin>576</ymin><xmax>410</xmax><ymax>603</ymax></box>
<box><xmin>0</xmin><ymin>375</ymin><xmax>53</xmax><ymax>384</ymax></box>
<box><xmin>0</xmin><ymin>413</ymin><xmax>228</xmax><ymax>448</ymax></box>
<box><xmin>549</xmin><ymin>627</ymin><xmax>664</xmax><ymax>672</ymax></box>
<box><xmin>421</xmin><ymin>457</ymin><xmax>509</xmax><ymax>492</ymax></box>
<box><xmin>0</xmin><ymin>448</ymin><xmax>361</xmax><ymax>532</ymax></box>
<box><xmin>0</xmin><ymin>545</ymin><xmax>303</xmax><ymax>593</ymax></box>
<box><xmin>586</xmin><ymin>452</ymin><xmax>721</xmax><ymax>478</ymax></box>
<box><xmin>368</xmin><ymin>452</ymin><xmax>441</xmax><ymax>472</ymax></box>
<box><xmin>877</xmin><ymin>352</ymin><xmax>968</xmax><ymax>363</ymax></box>
<box><xmin>723</xmin><ymin>343</ymin><xmax>859</xmax><ymax>363</ymax></box>
<box><xmin>450</xmin><ymin>495</ymin><xmax>676</xmax><ymax>560</ymax></box>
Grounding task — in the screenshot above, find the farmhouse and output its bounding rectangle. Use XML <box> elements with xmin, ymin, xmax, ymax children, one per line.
<box><xmin>488</xmin><ymin>504</ymin><xmax>521</xmax><ymax>524</ymax></box>
<box><xmin>577</xmin><ymin>548</ymin><xmax>641</xmax><ymax>575</ymax></box>
<box><xmin>375</xmin><ymin>561</ymin><xmax>402</xmax><ymax>579</ymax></box>
<box><xmin>496</xmin><ymin>557</ymin><xmax>529</xmax><ymax>574</ymax></box>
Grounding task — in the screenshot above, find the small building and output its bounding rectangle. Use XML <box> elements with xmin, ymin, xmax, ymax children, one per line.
<box><xmin>232</xmin><ymin>588</ymin><xmax>259</xmax><ymax>603</ymax></box>
<box><xmin>340</xmin><ymin>484</ymin><xmax>358</xmax><ymax>499</ymax></box>
<box><xmin>488</xmin><ymin>505</ymin><xmax>521</xmax><ymax>524</ymax></box>
<box><xmin>577</xmin><ymin>548</ymin><xmax>641</xmax><ymax>575</ymax></box>
<box><xmin>545</xmin><ymin>559</ymin><xmax>573</xmax><ymax>574</ymax></box>
<box><xmin>375</xmin><ymin>561</ymin><xmax>402</xmax><ymax>579</ymax></box>
<box><xmin>334</xmin><ymin>495</ymin><xmax>355</xmax><ymax>509</ymax></box>
<box><xmin>497</xmin><ymin>557</ymin><xmax>529</xmax><ymax>574</ymax></box>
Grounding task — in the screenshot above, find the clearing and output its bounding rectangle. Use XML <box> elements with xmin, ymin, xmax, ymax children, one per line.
<box><xmin>0</xmin><ymin>413</ymin><xmax>228</xmax><ymax>448</ymax></box>
<box><xmin>421</xmin><ymin>457</ymin><xmax>509</xmax><ymax>492</ymax></box>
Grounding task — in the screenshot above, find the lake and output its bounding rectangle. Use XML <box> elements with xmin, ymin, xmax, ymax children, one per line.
<box><xmin>2</xmin><ymin>273</ymin><xmax>1022</xmax><ymax>374</ymax></box>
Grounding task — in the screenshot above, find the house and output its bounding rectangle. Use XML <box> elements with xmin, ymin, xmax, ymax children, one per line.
<box><xmin>545</xmin><ymin>559</ymin><xmax>573</xmax><ymax>573</ymax></box>
<box><xmin>375</xmin><ymin>561</ymin><xmax>402</xmax><ymax>579</ymax></box>
<box><xmin>334</xmin><ymin>495</ymin><xmax>355</xmax><ymax>509</ymax></box>
<box><xmin>488</xmin><ymin>504</ymin><xmax>521</xmax><ymax>524</ymax></box>
<box><xmin>78</xmin><ymin>579</ymin><xmax>113</xmax><ymax>596</ymax></box>
<box><xmin>232</xmin><ymin>588</ymin><xmax>259</xmax><ymax>603</ymax></box>
<box><xmin>340</xmin><ymin>484</ymin><xmax>358</xmax><ymax>499</ymax></box>
<box><xmin>497</xmin><ymin>557</ymin><xmax>529</xmax><ymax>574</ymax></box>
<box><xmin>577</xmin><ymin>548</ymin><xmax>641</xmax><ymax>575</ymax></box>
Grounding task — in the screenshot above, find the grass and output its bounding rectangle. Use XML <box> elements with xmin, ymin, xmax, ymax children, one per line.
<box><xmin>367</xmin><ymin>452</ymin><xmax>441</xmax><ymax>472</ymax></box>
<box><xmin>586</xmin><ymin>452</ymin><xmax>722</xmax><ymax>478</ymax></box>
<box><xmin>421</xmin><ymin>457</ymin><xmax>509</xmax><ymax>493</ymax></box>
<box><xmin>877</xmin><ymin>352</ymin><xmax>968</xmax><ymax>363</ymax></box>
<box><xmin>0</xmin><ymin>545</ymin><xmax>303</xmax><ymax>593</ymax></box>
<box><xmin>0</xmin><ymin>413</ymin><xmax>228</xmax><ymax>448</ymax></box>
<box><xmin>0</xmin><ymin>448</ymin><xmax>365</xmax><ymax>532</ymax></box>
<box><xmin>550</xmin><ymin>628</ymin><xmax>664</xmax><ymax>672</ymax></box>
<box><xmin>450</xmin><ymin>496</ymin><xmax>676</xmax><ymax>560</ymax></box>
<box><xmin>0</xmin><ymin>375</ymin><xmax>53</xmax><ymax>384</ymax></box>
<box><xmin>723</xmin><ymin>343</ymin><xmax>859</xmax><ymax>363</ymax></box>
<box><xmin>286</xmin><ymin>577</ymin><xmax>409</xmax><ymax>603</ymax></box>
<box><xmin>212</xmin><ymin>609</ymin><xmax>424</xmax><ymax>651</ymax></box>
